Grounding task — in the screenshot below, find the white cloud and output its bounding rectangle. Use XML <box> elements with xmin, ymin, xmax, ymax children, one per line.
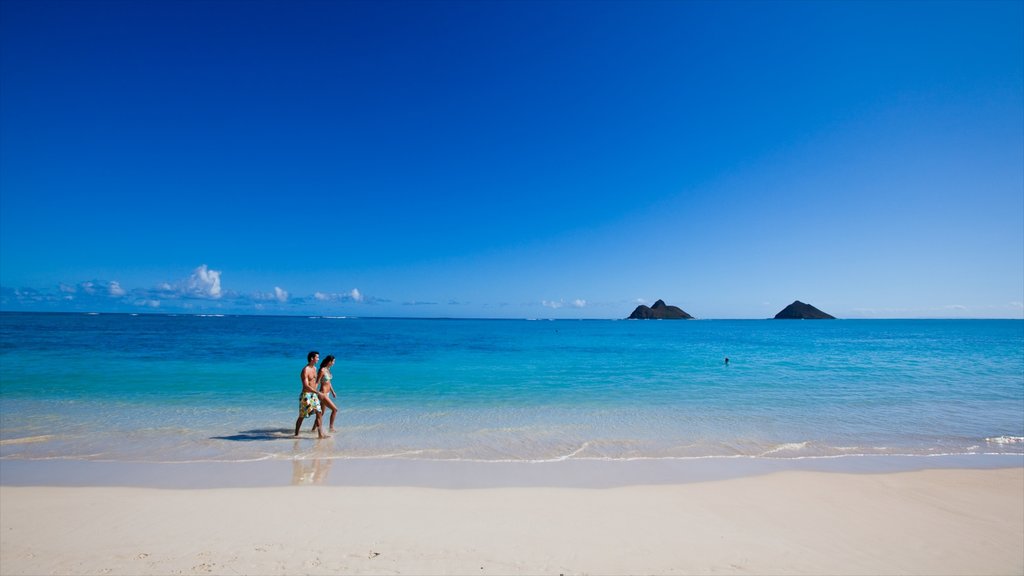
<box><xmin>80</xmin><ymin>281</ymin><xmax>96</xmax><ymax>295</ymax></box>
<box><xmin>543</xmin><ymin>298</ymin><xmax>586</xmax><ymax>309</ymax></box>
<box><xmin>12</xmin><ymin>288</ymin><xmax>45</xmax><ymax>302</ymax></box>
<box><xmin>59</xmin><ymin>283</ymin><xmax>76</xmax><ymax>294</ymax></box>
<box><xmin>252</xmin><ymin>288</ymin><xmax>290</xmax><ymax>303</ymax></box>
<box><xmin>849</xmin><ymin>303</ymin><xmax>1024</xmax><ymax>318</ymax></box>
<box><xmin>274</xmin><ymin>286</ymin><xmax>289</xmax><ymax>303</ymax></box>
<box><xmin>125</xmin><ymin>265</ymin><xmax>229</xmax><ymax>303</ymax></box>
<box><xmin>134</xmin><ymin>299</ymin><xmax>160</xmax><ymax>308</ymax></box>
<box><xmin>187</xmin><ymin>265</ymin><xmax>222</xmax><ymax>299</ymax></box>
<box><xmin>314</xmin><ymin>289</ymin><xmax>363</xmax><ymax>303</ymax></box>
<box><xmin>108</xmin><ymin>281</ymin><xmax>126</xmax><ymax>297</ymax></box>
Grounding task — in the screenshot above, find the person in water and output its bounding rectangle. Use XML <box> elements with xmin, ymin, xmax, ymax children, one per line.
<box><xmin>311</xmin><ymin>354</ymin><xmax>339</xmax><ymax>434</ymax></box>
<box><xmin>295</xmin><ymin>350</ymin><xmax>327</xmax><ymax>438</ymax></box>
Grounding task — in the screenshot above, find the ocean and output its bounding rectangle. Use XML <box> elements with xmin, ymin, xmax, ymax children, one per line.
<box><xmin>1</xmin><ymin>312</ymin><xmax>1022</xmax><ymax>466</ymax></box>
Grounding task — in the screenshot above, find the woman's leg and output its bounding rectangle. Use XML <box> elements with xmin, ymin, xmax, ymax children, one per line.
<box><xmin>315</xmin><ymin>396</ymin><xmax>336</xmax><ymax>431</ymax></box>
<box><xmin>322</xmin><ymin>396</ymin><xmax>338</xmax><ymax>412</ymax></box>
<box><xmin>311</xmin><ymin>395</ymin><xmax>331</xmax><ymax>431</ymax></box>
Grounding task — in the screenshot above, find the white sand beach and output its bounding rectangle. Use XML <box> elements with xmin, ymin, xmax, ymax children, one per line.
<box><xmin>2</xmin><ymin>467</ymin><xmax>1022</xmax><ymax>575</ymax></box>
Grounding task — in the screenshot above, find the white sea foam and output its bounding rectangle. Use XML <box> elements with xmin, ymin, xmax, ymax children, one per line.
<box><xmin>759</xmin><ymin>442</ymin><xmax>809</xmax><ymax>456</ymax></box>
<box><xmin>986</xmin><ymin>436</ymin><xmax>1024</xmax><ymax>445</ymax></box>
<box><xmin>0</xmin><ymin>435</ymin><xmax>58</xmax><ymax>446</ymax></box>
<box><xmin>551</xmin><ymin>442</ymin><xmax>591</xmax><ymax>461</ymax></box>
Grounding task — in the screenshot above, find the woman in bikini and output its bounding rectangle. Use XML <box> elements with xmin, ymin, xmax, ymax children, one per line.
<box><xmin>311</xmin><ymin>354</ymin><xmax>339</xmax><ymax>433</ymax></box>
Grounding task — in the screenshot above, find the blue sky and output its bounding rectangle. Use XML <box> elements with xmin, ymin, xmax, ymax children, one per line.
<box><xmin>1</xmin><ymin>0</ymin><xmax>1022</xmax><ymax>318</ymax></box>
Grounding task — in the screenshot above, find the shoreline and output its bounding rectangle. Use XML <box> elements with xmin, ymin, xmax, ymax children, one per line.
<box><xmin>2</xmin><ymin>467</ymin><xmax>1021</xmax><ymax>575</ymax></box>
<box><xmin>2</xmin><ymin>453</ymin><xmax>1021</xmax><ymax>489</ymax></box>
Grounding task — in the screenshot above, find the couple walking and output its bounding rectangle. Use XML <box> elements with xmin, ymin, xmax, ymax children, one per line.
<box><xmin>294</xmin><ymin>350</ymin><xmax>339</xmax><ymax>439</ymax></box>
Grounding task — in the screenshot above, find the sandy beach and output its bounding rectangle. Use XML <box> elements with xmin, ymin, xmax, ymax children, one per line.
<box><xmin>2</xmin><ymin>466</ymin><xmax>1021</xmax><ymax>576</ymax></box>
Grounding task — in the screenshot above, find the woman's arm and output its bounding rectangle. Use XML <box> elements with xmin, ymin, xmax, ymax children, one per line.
<box><xmin>314</xmin><ymin>369</ymin><xmax>330</xmax><ymax>399</ymax></box>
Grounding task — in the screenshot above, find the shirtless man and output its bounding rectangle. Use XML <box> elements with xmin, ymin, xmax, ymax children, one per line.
<box><xmin>295</xmin><ymin>350</ymin><xmax>327</xmax><ymax>438</ymax></box>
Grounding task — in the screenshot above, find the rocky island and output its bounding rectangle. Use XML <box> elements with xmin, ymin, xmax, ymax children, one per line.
<box><xmin>773</xmin><ymin>300</ymin><xmax>835</xmax><ymax>319</ymax></box>
<box><xmin>628</xmin><ymin>300</ymin><xmax>694</xmax><ymax>320</ymax></box>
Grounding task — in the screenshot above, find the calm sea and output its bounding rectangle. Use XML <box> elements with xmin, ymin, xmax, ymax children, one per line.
<box><xmin>1</xmin><ymin>312</ymin><xmax>1021</xmax><ymax>464</ymax></box>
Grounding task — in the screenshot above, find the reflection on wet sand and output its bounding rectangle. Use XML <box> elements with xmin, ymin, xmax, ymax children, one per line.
<box><xmin>290</xmin><ymin>440</ymin><xmax>333</xmax><ymax>485</ymax></box>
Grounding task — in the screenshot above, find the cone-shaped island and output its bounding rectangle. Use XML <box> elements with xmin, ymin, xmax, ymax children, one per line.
<box><xmin>628</xmin><ymin>300</ymin><xmax>694</xmax><ymax>320</ymax></box>
<box><xmin>773</xmin><ymin>300</ymin><xmax>835</xmax><ymax>319</ymax></box>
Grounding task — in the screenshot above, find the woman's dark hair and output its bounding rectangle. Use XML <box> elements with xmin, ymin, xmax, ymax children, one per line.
<box><xmin>319</xmin><ymin>355</ymin><xmax>335</xmax><ymax>370</ymax></box>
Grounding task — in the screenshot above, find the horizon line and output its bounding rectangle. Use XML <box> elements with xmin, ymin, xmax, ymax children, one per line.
<box><xmin>1</xmin><ymin>310</ymin><xmax>1021</xmax><ymax>321</ymax></box>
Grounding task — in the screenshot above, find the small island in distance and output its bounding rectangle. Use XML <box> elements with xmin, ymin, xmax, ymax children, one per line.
<box><xmin>774</xmin><ymin>300</ymin><xmax>836</xmax><ymax>319</ymax></box>
<box><xmin>625</xmin><ymin>299</ymin><xmax>836</xmax><ymax>319</ymax></box>
<box><xmin>628</xmin><ymin>300</ymin><xmax>694</xmax><ymax>320</ymax></box>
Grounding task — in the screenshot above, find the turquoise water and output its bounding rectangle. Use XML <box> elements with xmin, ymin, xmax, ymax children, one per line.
<box><xmin>1</xmin><ymin>313</ymin><xmax>1021</xmax><ymax>463</ymax></box>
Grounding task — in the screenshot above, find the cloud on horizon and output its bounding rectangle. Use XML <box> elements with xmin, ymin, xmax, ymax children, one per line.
<box><xmin>186</xmin><ymin>265</ymin><xmax>222</xmax><ymax>299</ymax></box>
<box><xmin>0</xmin><ymin>265</ymin><xmax>377</xmax><ymax>314</ymax></box>
<box><xmin>847</xmin><ymin>303</ymin><xmax>1024</xmax><ymax>318</ymax></box>
<box><xmin>542</xmin><ymin>298</ymin><xmax>587</xmax><ymax>309</ymax></box>
<box><xmin>313</xmin><ymin>288</ymin><xmax>364</xmax><ymax>303</ymax></box>
<box><xmin>274</xmin><ymin>287</ymin><xmax>288</xmax><ymax>303</ymax></box>
<box><xmin>5</xmin><ymin>268</ymin><xmax>1022</xmax><ymax>319</ymax></box>
<box><xmin>108</xmin><ymin>281</ymin><xmax>126</xmax><ymax>297</ymax></box>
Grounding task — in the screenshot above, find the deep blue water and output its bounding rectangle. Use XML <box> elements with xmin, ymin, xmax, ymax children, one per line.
<box><xmin>1</xmin><ymin>312</ymin><xmax>1021</xmax><ymax>463</ymax></box>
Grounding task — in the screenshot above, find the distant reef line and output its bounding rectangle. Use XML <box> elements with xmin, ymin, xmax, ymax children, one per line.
<box><xmin>627</xmin><ymin>300</ymin><xmax>836</xmax><ymax>320</ymax></box>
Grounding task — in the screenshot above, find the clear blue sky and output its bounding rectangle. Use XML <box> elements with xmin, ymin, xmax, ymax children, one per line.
<box><xmin>2</xmin><ymin>0</ymin><xmax>1022</xmax><ymax>318</ymax></box>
